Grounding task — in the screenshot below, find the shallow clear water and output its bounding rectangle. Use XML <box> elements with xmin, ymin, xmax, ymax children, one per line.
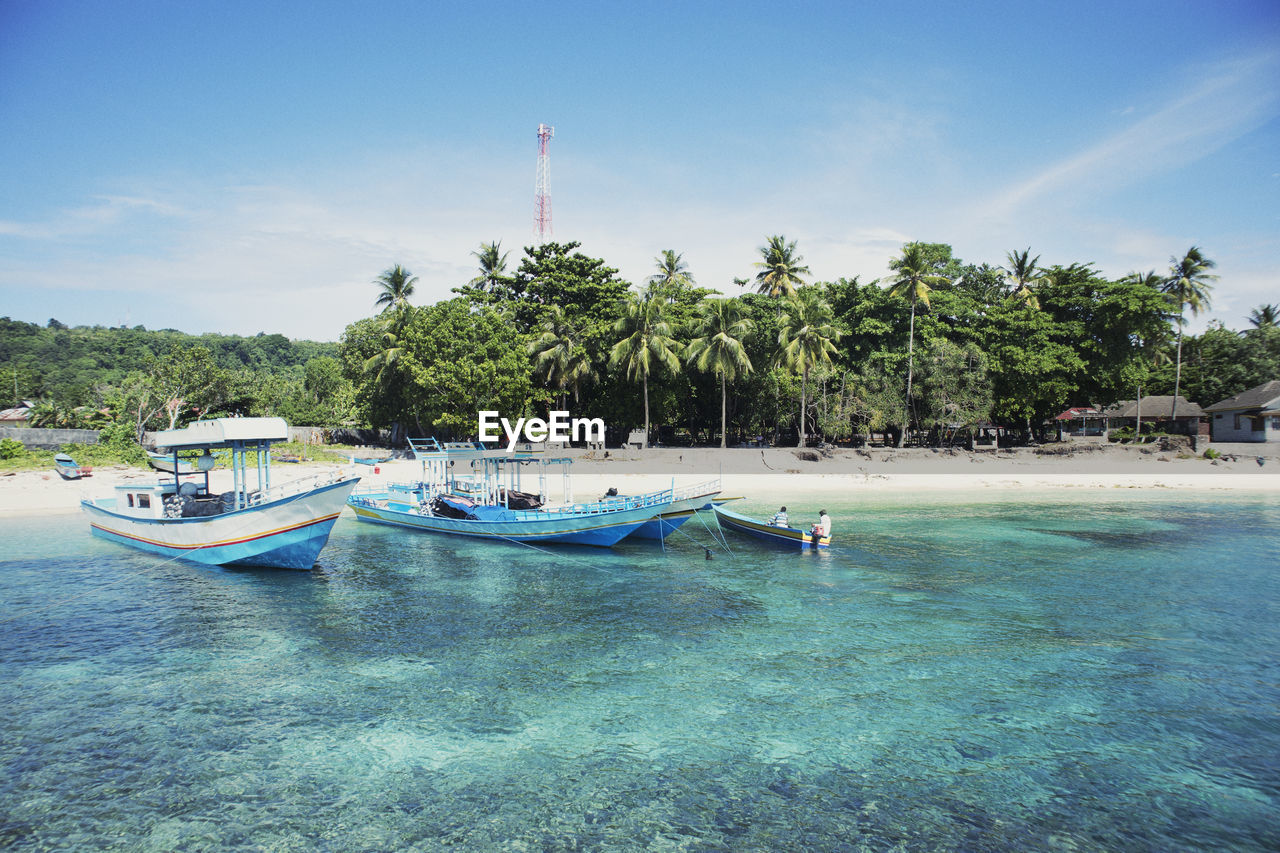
<box><xmin>1</xmin><ymin>492</ymin><xmax>1277</xmax><ymax>851</ymax></box>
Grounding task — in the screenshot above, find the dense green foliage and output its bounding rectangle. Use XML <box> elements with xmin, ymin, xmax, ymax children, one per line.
<box><xmin>7</xmin><ymin>237</ymin><xmax>1278</xmax><ymax>449</ymax></box>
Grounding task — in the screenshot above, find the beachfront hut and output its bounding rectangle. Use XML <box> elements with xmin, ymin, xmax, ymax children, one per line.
<box><xmin>1203</xmin><ymin>380</ymin><xmax>1280</xmax><ymax>443</ymax></box>
<box><xmin>1054</xmin><ymin>407</ymin><xmax>1104</xmax><ymax>438</ymax></box>
<box><xmin>1099</xmin><ymin>396</ymin><xmax>1205</xmax><ymax>437</ymax></box>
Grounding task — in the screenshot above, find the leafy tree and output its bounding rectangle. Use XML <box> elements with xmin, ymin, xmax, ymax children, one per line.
<box><xmin>686</xmin><ymin>298</ymin><xmax>754</xmax><ymax>447</ymax></box>
<box><xmin>469</xmin><ymin>241</ymin><xmax>511</xmax><ymax>294</ymax></box>
<box><xmin>886</xmin><ymin>243</ymin><xmax>951</xmax><ymax>445</ymax></box>
<box><xmin>752</xmin><ymin>235</ymin><xmax>810</xmax><ymax>303</ymax></box>
<box><xmin>648</xmin><ymin>249</ymin><xmax>696</xmax><ymax>301</ymax></box>
<box><xmin>1162</xmin><ymin>246</ymin><xmax>1217</xmax><ymax>420</ymax></box>
<box><xmin>776</xmin><ymin>288</ymin><xmax>842</xmax><ymax>447</ymax></box>
<box><xmin>373</xmin><ymin>264</ymin><xmax>418</xmax><ymax>315</ymax></box>
<box><xmin>1248</xmin><ymin>304</ymin><xmax>1278</xmax><ymax>329</ymax></box>
<box><xmin>913</xmin><ymin>339</ymin><xmax>992</xmax><ymax>445</ymax></box>
<box><xmin>1003</xmin><ymin>248</ymin><xmax>1043</xmax><ymax>309</ymax></box>
<box><xmin>610</xmin><ymin>286</ymin><xmax>682</xmax><ymax>445</ymax></box>
<box><xmin>528</xmin><ymin>305</ymin><xmax>597</xmax><ymax>408</ymax></box>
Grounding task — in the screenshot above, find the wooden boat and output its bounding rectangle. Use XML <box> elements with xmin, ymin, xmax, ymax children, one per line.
<box><xmin>146</xmin><ymin>449</ymin><xmax>197</xmax><ymax>474</ymax></box>
<box><xmin>712</xmin><ymin>505</ymin><xmax>831</xmax><ymax>550</ymax></box>
<box><xmin>347</xmin><ymin>439</ymin><xmax>673</xmax><ymax>547</ymax></box>
<box><xmin>83</xmin><ymin>418</ymin><xmax>359</xmax><ymax>569</ymax></box>
<box><xmin>623</xmin><ymin>479</ymin><xmax>722</xmax><ymax>540</ymax></box>
<box><xmin>54</xmin><ymin>453</ymin><xmax>90</xmax><ymax>479</ymax></box>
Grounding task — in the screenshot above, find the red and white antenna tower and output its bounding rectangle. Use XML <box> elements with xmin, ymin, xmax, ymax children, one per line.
<box><xmin>535</xmin><ymin>123</ymin><xmax>554</xmax><ymax>242</ymax></box>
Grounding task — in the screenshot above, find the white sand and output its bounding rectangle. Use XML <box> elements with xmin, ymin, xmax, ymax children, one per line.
<box><xmin>6</xmin><ymin>442</ymin><xmax>1277</xmax><ymax>516</ymax></box>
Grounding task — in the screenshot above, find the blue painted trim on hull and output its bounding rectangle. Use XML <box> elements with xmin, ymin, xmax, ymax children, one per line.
<box><xmin>349</xmin><ymin>505</ymin><xmax>651</xmax><ymax>547</ymax></box>
<box><xmin>89</xmin><ymin>515</ymin><xmax>340</xmax><ymax>569</ymax></box>
<box><xmin>627</xmin><ymin>511</ymin><xmax>696</xmax><ymax>540</ymax></box>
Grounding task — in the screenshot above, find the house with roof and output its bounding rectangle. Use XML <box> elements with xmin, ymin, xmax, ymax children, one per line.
<box><xmin>1053</xmin><ymin>406</ymin><xmax>1104</xmax><ymax>437</ymax></box>
<box><xmin>0</xmin><ymin>401</ymin><xmax>33</xmax><ymax>428</ymax></box>
<box><xmin>1203</xmin><ymin>380</ymin><xmax>1280</xmax><ymax>443</ymax></box>
<box><xmin>1098</xmin><ymin>396</ymin><xmax>1206</xmax><ymax>436</ymax></box>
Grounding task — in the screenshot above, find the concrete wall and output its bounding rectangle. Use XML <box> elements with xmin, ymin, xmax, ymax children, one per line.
<box><xmin>1210</xmin><ymin>411</ymin><xmax>1279</xmax><ymax>442</ymax></box>
<box><xmin>0</xmin><ymin>427</ymin><xmax>100</xmax><ymax>449</ymax></box>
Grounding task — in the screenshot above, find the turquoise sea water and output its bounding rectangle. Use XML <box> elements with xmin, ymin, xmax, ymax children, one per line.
<box><xmin>1</xmin><ymin>493</ymin><xmax>1277</xmax><ymax>851</ymax></box>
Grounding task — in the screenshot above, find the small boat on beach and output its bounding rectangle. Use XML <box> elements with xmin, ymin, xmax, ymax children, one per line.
<box><xmin>712</xmin><ymin>504</ymin><xmax>831</xmax><ymax>550</ymax></box>
<box><xmin>83</xmin><ymin>417</ymin><xmax>359</xmax><ymax>569</ymax></box>
<box><xmin>54</xmin><ymin>453</ymin><xmax>91</xmax><ymax>480</ymax></box>
<box><xmin>347</xmin><ymin>438</ymin><xmax>674</xmax><ymax>547</ymax></box>
<box><xmin>145</xmin><ymin>449</ymin><xmax>197</xmax><ymax>474</ymax></box>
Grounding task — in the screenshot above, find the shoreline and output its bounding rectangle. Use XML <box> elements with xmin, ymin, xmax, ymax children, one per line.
<box><xmin>5</xmin><ymin>442</ymin><xmax>1277</xmax><ymax>516</ymax></box>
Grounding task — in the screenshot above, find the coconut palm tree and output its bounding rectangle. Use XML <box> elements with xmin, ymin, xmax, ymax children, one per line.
<box><xmin>469</xmin><ymin>241</ymin><xmax>510</xmax><ymax>292</ymax></box>
<box><xmin>1003</xmin><ymin>248</ymin><xmax>1042</xmax><ymax>309</ymax></box>
<box><xmin>1248</xmin><ymin>303</ymin><xmax>1278</xmax><ymax>329</ymax></box>
<box><xmin>776</xmin><ymin>289</ymin><xmax>842</xmax><ymax>448</ymax></box>
<box><xmin>886</xmin><ymin>243</ymin><xmax>950</xmax><ymax>446</ymax></box>
<box><xmin>752</xmin><ymin>235</ymin><xmax>810</xmax><ymax>304</ymax></box>
<box><xmin>686</xmin><ymin>298</ymin><xmax>754</xmax><ymax>448</ymax></box>
<box><xmin>373</xmin><ymin>264</ymin><xmax>418</xmax><ymax>315</ymax></box>
<box><xmin>609</xmin><ymin>286</ymin><xmax>682</xmax><ymax>447</ymax></box>
<box><xmin>648</xmin><ymin>249</ymin><xmax>695</xmax><ymax>300</ymax></box>
<box><xmin>528</xmin><ymin>305</ymin><xmax>597</xmax><ymax>408</ymax></box>
<box><xmin>1162</xmin><ymin>246</ymin><xmax>1217</xmax><ymax>420</ymax></box>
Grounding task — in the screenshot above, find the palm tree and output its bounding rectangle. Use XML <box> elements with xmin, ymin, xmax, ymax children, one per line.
<box><xmin>686</xmin><ymin>298</ymin><xmax>754</xmax><ymax>448</ymax></box>
<box><xmin>1003</xmin><ymin>248</ymin><xmax>1042</xmax><ymax>309</ymax></box>
<box><xmin>609</xmin><ymin>286</ymin><xmax>682</xmax><ymax>447</ymax></box>
<box><xmin>648</xmin><ymin>249</ymin><xmax>695</xmax><ymax>300</ymax></box>
<box><xmin>776</xmin><ymin>289</ymin><xmax>842</xmax><ymax>448</ymax></box>
<box><xmin>1248</xmin><ymin>303</ymin><xmax>1279</xmax><ymax>329</ymax></box>
<box><xmin>373</xmin><ymin>264</ymin><xmax>418</xmax><ymax>315</ymax></box>
<box><xmin>752</xmin><ymin>235</ymin><xmax>810</xmax><ymax>303</ymax></box>
<box><xmin>1162</xmin><ymin>246</ymin><xmax>1217</xmax><ymax>420</ymax></box>
<box><xmin>528</xmin><ymin>306</ymin><xmax>597</xmax><ymax>408</ymax></box>
<box><xmin>469</xmin><ymin>241</ymin><xmax>510</xmax><ymax>292</ymax></box>
<box><xmin>886</xmin><ymin>243</ymin><xmax>950</xmax><ymax>446</ymax></box>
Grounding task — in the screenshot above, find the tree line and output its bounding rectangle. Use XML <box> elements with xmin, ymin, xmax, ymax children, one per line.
<box><xmin>0</xmin><ymin>319</ymin><xmax>352</xmax><ymax>441</ymax></box>
<box><xmin>339</xmin><ymin>239</ymin><xmax>1280</xmax><ymax>447</ymax></box>
<box><xmin>5</xmin><ymin>237</ymin><xmax>1276</xmax><ymax>449</ymax></box>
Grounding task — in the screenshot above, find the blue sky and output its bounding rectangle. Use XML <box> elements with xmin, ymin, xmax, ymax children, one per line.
<box><xmin>2</xmin><ymin>0</ymin><xmax>1277</xmax><ymax>340</ymax></box>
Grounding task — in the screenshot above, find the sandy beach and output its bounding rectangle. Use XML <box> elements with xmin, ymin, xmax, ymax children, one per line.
<box><xmin>6</xmin><ymin>441</ymin><xmax>1278</xmax><ymax>516</ymax></box>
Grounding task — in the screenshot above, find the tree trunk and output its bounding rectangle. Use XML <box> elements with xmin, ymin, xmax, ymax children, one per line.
<box><xmin>1171</xmin><ymin>311</ymin><xmax>1184</xmax><ymax>422</ymax></box>
<box><xmin>1136</xmin><ymin>383</ymin><xmax>1142</xmax><ymax>440</ymax></box>
<box><xmin>642</xmin><ymin>376</ymin><xmax>650</xmax><ymax>448</ymax></box>
<box><xmin>898</xmin><ymin>300</ymin><xmax>917</xmax><ymax>448</ymax></box>
<box><xmin>798</xmin><ymin>366</ymin><xmax>807</xmax><ymax>447</ymax></box>
<box><xmin>720</xmin><ymin>372</ymin><xmax>727</xmax><ymax>449</ymax></box>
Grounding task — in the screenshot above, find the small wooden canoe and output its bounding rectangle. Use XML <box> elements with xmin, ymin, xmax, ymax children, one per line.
<box><xmin>54</xmin><ymin>453</ymin><xmax>90</xmax><ymax>480</ymax></box>
<box><xmin>712</xmin><ymin>504</ymin><xmax>830</xmax><ymax>550</ymax></box>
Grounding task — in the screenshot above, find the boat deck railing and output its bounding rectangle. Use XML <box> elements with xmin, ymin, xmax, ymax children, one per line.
<box><xmin>670</xmin><ymin>478</ymin><xmax>721</xmax><ymax>501</ymax></box>
<box><xmin>244</xmin><ymin>469</ymin><xmax>354</xmax><ymax>507</ymax></box>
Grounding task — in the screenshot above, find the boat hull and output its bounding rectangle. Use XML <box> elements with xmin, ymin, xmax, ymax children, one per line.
<box><xmin>348</xmin><ymin>497</ymin><xmax>664</xmax><ymax>547</ymax></box>
<box><xmin>626</xmin><ymin>490</ymin><xmax>722</xmax><ymax>540</ymax></box>
<box><xmin>712</xmin><ymin>505</ymin><xmax>831</xmax><ymax>550</ymax></box>
<box><xmin>83</xmin><ymin>478</ymin><xmax>358</xmax><ymax>569</ymax></box>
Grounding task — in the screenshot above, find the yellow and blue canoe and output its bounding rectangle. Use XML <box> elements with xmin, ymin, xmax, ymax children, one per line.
<box><xmin>712</xmin><ymin>505</ymin><xmax>831</xmax><ymax>550</ymax></box>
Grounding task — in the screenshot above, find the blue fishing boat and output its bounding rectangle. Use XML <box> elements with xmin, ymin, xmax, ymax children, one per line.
<box><xmin>145</xmin><ymin>449</ymin><xmax>197</xmax><ymax>474</ymax></box>
<box><xmin>623</xmin><ymin>479</ymin><xmax>722</xmax><ymax>540</ymax></box>
<box><xmin>712</xmin><ymin>504</ymin><xmax>831</xmax><ymax>550</ymax></box>
<box><xmin>347</xmin><ymin>439</ymin><xmax>673</xmax><ymax>546</ymax></box>
<box><xmin>83</xmin><ymin>418</ymin><xmax>360</xmax><ymax>569</ymax></box>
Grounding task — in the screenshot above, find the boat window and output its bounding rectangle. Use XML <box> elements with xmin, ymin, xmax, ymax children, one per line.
<box><xmin>138</xmin><ymin>494</ymin><xmax>151</xmax><ymax>509</ymax></box>
<box><xmin>127</xmin><ymin>494</ymin><xmax>135</xmax><ymax>507</ymax></box>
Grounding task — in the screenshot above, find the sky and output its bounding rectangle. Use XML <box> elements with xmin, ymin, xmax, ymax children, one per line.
<box><xmin>1</xmin><ymin>0</ymin><xmax>1277</xmax><ymax>341</ymax></box>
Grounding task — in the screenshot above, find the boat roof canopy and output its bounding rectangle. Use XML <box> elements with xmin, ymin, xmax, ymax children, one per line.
<box><xmin>154</xmin><ymin>417</ymin><xmax>289</xmax><ymax>450</ymax></box>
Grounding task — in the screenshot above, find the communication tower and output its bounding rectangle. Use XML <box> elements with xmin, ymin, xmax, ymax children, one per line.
<box><xmin>535</xmin><ymin>123</ymin><xmax>554</xmax><ymax>242</ymax></box>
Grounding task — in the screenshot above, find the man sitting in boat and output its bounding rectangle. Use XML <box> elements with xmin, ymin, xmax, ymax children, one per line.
<box><xmin>810</xmin><ymin>509</ymin><xmax>832</xmax><ymax>539</ymax></box>
<box><xmin>770</xmin><ymin>506</ymin><xmax>789</xmax><ymax>527</ymax></box>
